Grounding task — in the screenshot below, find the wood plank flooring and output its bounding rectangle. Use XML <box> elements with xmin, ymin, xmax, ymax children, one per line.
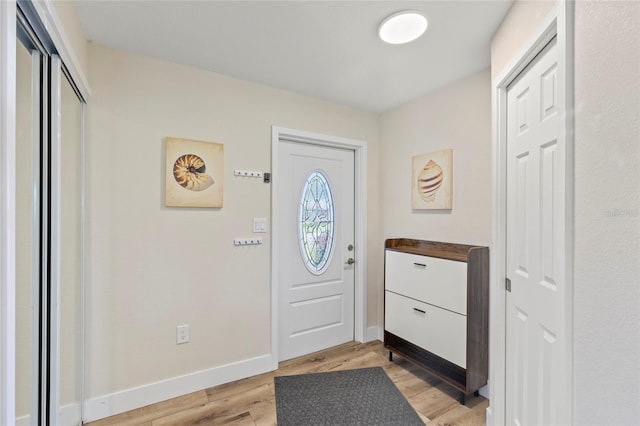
<box><xmin>86</xmin><ymin>341</ymin><xmax>488</xmax><ymax>426</ymax></box>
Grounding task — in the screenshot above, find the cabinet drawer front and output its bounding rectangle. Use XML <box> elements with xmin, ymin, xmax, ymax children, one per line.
<box><xmin>385</xmin><ymin>291</ymin><xmax>466</xmax><ymax>368</ymax></box>
<box><xmin>385</xmin><ymin>250</ymin><xmax>467</xmax><ymax>315</ymax></box>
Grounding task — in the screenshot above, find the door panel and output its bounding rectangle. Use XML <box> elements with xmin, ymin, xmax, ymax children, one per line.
<box><xmin>278</xmin><ymin>141</ymin><xmax>354</xmax><ymax>361</ymax></box>
<box><xmin>15</xmin><ymin>33</ymin><xmax>39</xmax><ymax>424</ymax></box>
<box><xmin>58</xmin><ymin>71</ymin><xmax>83</xmax><ymax>425</ymax></box>
<box><xmin>505</xmin><ymin>36</ymin><xmax>569</xmax><ymax>425</ymax></box>
<box><xmin>290</xmin><ymin>295</ymin><xmax>343</xmax><ymax>335</ymax></box>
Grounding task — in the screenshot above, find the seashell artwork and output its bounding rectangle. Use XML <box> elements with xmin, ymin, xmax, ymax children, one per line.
<box><xmin>173</xmin><ymin>154</ymin><xmax>215</xmax><ymax>191</ymax></box>
<box><xmin>412</xmin><ymin>149</ymin><xmax>452</xmax><ymax>210</ymax></box>
<box><xmin>165</xmin><ymin>137</ymin><xmax>224</xmax><ymax>208</ymax></box>
<box><xmin>417</xmin><ymin>159</ymin><xmax>443</xmax><ymax>201</ymax></box>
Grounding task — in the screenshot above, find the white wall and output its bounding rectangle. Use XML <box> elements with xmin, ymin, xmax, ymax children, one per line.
<box><xmin>85</xmin><ymin>43</ymin><xmax>380</xmax><ymax>408</ymax></box>
<box><xmin>573</xmin><ymin>1</ymin><xmax>640</xmax><ymax>424</ymax></box>
<box><xmin>379</xmin><ymin>68</ymin><xmax>492</xmax><ymax>247</ymax></box>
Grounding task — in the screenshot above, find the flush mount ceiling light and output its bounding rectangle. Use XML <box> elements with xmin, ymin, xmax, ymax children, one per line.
<box><xmin>378</xmin><ymin>10</ymin><xmax>428</xmax><ymax>45</ymax></box>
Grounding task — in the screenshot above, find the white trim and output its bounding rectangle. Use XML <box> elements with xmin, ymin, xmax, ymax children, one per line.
<box><xmin>366</xmin><ymin>326</ymin><xmax>383</xmax><ymax>342</ymax></box>
<box><xmin>271</xmin><ymin>126</ymin><xmax>368</xmax><ymax>367</ymax></box>
<box><xmin>16</xmin><ymin>402</ymin><xmax>80</xmax><ymax>426</ymax></box>
<box><xmin>80</xmin><ymin>98</ymin><xmax>87</xmax><ymax>426</ymax></box>
<box><xmin>489</xmin><ymin>1</ymin><xmax>574</xmax><ymax>424</ymax></box>
<box><xmin>83</xmin><ymin>353</ymin><xmax>273</xmax><ymax>423</ymax></box>
<box><xmin>478</xmin><ymin>383</ymin><xmax>489</xmax><ymax>399</ymax></box>
<box><xmin>0</xmin><ymin>2</ymin><xmax>17</xmax><ymax>425</ymax></box>
<box><xmin>14</xmin><ymin>414</ymin><xmax>28</xmax><ymax>426</ymax></box>
<box><xmin>30</xmin><ymin>0</ymin><xmax>90</xmax><ymax>100</ymax></box>
<box><xmin>485</xmin><ymin>406</ymin><xmax>492</xmax><ymax>426</ymax></box>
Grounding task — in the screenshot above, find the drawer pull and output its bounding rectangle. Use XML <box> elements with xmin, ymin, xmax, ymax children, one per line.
<box><xmin>413</xmin><ymin>262</ymin><xmax>427</xmax><ymax>268</ymax></box>
<box><xmin>413</xmin><ymin>308</ymin><xmax>426</xmax><ymax>314</ymax></box>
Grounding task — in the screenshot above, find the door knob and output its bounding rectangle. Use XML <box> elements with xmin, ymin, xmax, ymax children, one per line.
<box><xmin>345</xmin><ymin>258</ymin><xmax>355</xmax><ymax>265</ymax></box>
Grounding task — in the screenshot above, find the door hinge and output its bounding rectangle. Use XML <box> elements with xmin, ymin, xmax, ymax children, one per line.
<box><xmin>505</xmin><ymin>277</ymin><xmax>512</xmax><ymax>293</ymax></box>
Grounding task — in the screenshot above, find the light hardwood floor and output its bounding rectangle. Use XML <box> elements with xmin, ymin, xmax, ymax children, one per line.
<box><xmin>87</xmin><ymin>341</ymin><xmax>488</xmax><ymax>426</ymax></box>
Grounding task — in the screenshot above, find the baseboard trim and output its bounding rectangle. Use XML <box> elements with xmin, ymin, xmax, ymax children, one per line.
<box><xmin>83</xmin><ymin>353</ymin><xmax>274</xmax><ymax>423</ymax></box>
<box><xmin>366</xmin><ymin>326</ymin><xmax>383</xmax><ymax>342</ymax></box>
<box><xmin>479</xmin><ymin>381</ymin><xmax>489</xmax><ymax>399</ymax></box>
<box><xmin>16</xmin><ymin>402</ymin><xmax>80</xmax><ymax>426</ymax></box>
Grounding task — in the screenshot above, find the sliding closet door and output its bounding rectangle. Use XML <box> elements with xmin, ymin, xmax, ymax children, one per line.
<box><xmin>56</xmin><ymin>70</ymin><xmax>84</xmax><ymax>425</ymax></box>
<box><xmin>15</xmin><ymin>33</ymin><xmax>40</xmax><ymax>425</ymax></box>
<box><xmin>15</xmin><ymin>5</ymin><xmax>87</xmax><ymax>423</ymax></box>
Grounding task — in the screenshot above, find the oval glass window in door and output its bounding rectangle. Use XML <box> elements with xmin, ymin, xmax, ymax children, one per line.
<box><xmin>298</xmin><ymin>170</ymin><xmax>335</xmax><ymax>274</ymax></box>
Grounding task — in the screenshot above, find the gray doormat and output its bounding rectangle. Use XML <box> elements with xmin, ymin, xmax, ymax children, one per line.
<box><xmin>274</xmin><ymin>367</ymin><xmax>424</xmax><ymax>425</ymax></box>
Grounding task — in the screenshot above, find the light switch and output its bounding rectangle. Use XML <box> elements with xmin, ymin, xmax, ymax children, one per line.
<box><xmin>253</xmin><ymin>217</ymin><xmax>267</xmax><ymax>233</ymax></box>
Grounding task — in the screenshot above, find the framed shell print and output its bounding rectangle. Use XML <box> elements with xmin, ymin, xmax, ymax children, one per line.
<box><xmin>412</xmin><ymin>149</ymin><xmax>453</xmax><ymax>210</ymax></box>
<box><xmin>165</xmin><ymin>137</ymin><xmax>223</xmax><ymax>207</ymax></box>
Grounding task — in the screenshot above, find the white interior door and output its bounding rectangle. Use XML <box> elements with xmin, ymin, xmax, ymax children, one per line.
<box><xmin>505</xmin><ymin>36</ymin><xmax>570</xmax><ymax>425</ymax></box>
<box><xmin>277</xmin><ymin>141</ymin><xmax>355</xmax><ymax>361</ymax></box>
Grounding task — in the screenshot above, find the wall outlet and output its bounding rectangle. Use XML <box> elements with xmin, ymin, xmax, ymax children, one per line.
<box><xmin>176</xmin><ymin>324</ymin><xmax>190</xmax><ymax>344</ymax></box>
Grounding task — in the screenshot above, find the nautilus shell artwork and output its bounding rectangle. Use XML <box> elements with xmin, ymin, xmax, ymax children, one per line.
<box><xmin>417</xmin><ymin>159</ymin><xmax>443</xmax><ymax>202</ymax></box>
<box><xmin>173</xmin><ymin>154</ymin><xmax>214</xmax><ymax>192</ymax></box>
<box><xmin>165</xmin><ymin>137</ymin><xmax>224</xmax><ymax>208</ymax></box>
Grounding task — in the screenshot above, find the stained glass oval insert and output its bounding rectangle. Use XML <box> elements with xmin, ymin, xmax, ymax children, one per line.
<box><xmin>298</xmin><ymin>170</ymin><xmax>335</xmax><ymax>274</ymax></box>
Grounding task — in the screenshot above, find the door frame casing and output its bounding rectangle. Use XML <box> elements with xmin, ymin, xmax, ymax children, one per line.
<box><xmin>271</xmin><ymin>126</ymin><xmax>368</xmax><ymax>368</ymax></box>
<box><xmin>489</xmin><ymin>1</ymin><xmax>575</xmax><ymax>424</ymax></box>
<box><xmin>0</xmin><ymin>1</ymin><xmax>17</xmax><ymax>424</ymax></box>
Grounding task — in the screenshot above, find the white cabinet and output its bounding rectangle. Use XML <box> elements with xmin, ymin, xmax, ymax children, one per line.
<box><xmin>383</xmin><ymin>239</ymin><xmax>489</xmax><ymax>404</ymax></box>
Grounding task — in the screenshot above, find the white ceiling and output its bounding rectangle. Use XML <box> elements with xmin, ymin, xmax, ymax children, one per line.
<box><xmin>74</xmin><ymin>0</ymin><xmax>514</xmax><ymax>112</ymax></box>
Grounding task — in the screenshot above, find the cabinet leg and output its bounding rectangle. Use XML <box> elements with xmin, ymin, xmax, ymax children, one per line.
<box><xmin>388</xmin><ymin>351</ymin><xmax>393</xmax><ymax>362</ymax></box>
<box><xmin>459</xmin><ymin>392</ymin><xmax>466</xmax><ymax>405</ymax></box>
<box><xmin>474</xmin><ymin>390</ymin><xmax>480</xmax><ymax>397</ymax></box>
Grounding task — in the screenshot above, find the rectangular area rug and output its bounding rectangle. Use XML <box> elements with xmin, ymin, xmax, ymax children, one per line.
<box><xmin>274</xmin><ymin>367</ymin><xmax>424</xmax><ymax>425</ymax></box>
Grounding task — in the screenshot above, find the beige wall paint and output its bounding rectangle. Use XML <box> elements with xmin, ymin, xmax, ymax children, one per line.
<box><xmin>85</xmin><ymin>43</ymin><xmax>380</xmax><ymax>398</ymax></box>
<box><xmin>491</xmin><ymin>0</ymin><xmax>555</xmax><ymax>80</ymax></box>
<box><xmin>574</xmin><ymin>1</ymin><xmax>640</xmax><ymax>424</ymax></box>
<box><xmin>379</xmin><ymin>68</ymin><xmax>492</xmax><ymax>247</ymax></box>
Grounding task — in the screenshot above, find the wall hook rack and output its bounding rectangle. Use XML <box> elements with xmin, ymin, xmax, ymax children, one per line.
<box><xmin>234</xmin><ymin>170</ymin><xmax>263</xmax><ymax>178</ymax></box>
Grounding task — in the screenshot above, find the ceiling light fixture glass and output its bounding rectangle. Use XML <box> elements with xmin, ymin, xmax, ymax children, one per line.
<box><xmin>378</xmin><ymin>10</ymin><xmax>428</xmax><ymax>45</ymax></box>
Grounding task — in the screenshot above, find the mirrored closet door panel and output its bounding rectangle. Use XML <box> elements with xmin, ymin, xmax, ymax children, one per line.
<box><xmin>15</xmin><ymin>32</ymin><xmax>40</xmax><ymax>426</ymax></box>
<box><xmin>58</xmin><ymin>71</ymin><xmax>84</xmax><ymax>425</ymax></box>
<box><xmin>15</xmin><ymin>3</ymin><xmax>87</xmax><ymax>423</ymax></box>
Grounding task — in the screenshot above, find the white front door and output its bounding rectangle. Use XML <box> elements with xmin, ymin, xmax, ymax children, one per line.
<box><xmin>277</xmin><ymin>140</ymin><xmax>355</xmax><ymax>361</ymax></box>
<box><xmin>505</xmin><ymin>36</ymin><xmax>571</xmax><ymax>425</ymax></box>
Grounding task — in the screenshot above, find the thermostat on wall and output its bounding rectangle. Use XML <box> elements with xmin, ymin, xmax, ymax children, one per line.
<box><xmin>253</xmin><ymin>218</ymin><xmax>267</xmax><ymax>233</ymax></box>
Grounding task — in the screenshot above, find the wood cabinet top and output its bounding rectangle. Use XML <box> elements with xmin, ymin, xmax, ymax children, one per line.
<box><xmin>385</xmin><ymin>238</ymin><xmax>487</xmax><ymax>263</ymax></box>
